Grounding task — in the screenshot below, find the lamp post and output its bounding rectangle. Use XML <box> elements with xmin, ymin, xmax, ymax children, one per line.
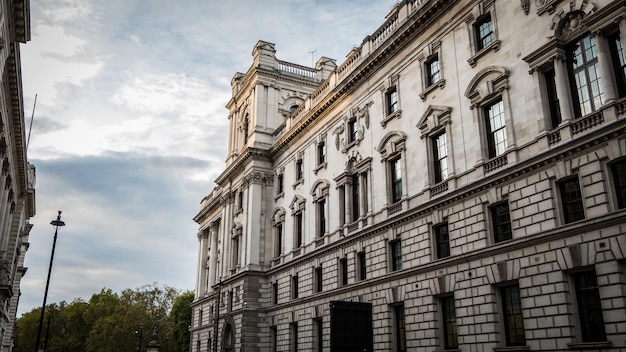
<box><xmin>212</xmin><ymin>281</ymin><xmax>222</xmax><ymax>352</ymax></box>
<box><xmin>34</xmin><ymin>211</ymin><xmax>65</xmax><ymax>352</ymax></box>
<box><xmin>135</xmin><ymin>323</ymin><xmax>144</xmax><ymax>352</ymax></box>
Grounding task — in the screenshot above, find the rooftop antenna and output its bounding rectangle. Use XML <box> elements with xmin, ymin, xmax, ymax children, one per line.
<box><xmin>309</xmin><ymin>50</ymin><xmax>317</xmax><ymax>67</ymax></box>
<box><xmin>26</xmin><ymin>94</ymin><xmax>37</xmax><ymax>151</ymax></box>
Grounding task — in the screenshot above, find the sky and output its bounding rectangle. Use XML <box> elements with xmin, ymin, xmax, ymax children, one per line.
<box><xmin>18</xmin><ymin>0</ymin><xmax>399</xmax><ymax>316</ymax></box>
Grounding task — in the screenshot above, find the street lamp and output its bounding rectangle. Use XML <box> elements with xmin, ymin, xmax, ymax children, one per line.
<box><xmin>34</xmin><ymin>211</ymin><xmax>65</xmax><ymax>352</ymax></box>
<box><xmin>135</xmin><ymin>324</ymin><xmax>144</xmax><ymax>352</ymax></box>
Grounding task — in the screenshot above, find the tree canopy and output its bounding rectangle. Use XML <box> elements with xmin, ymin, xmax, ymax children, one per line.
<box><xmin>15</xmin><ymin>283</ymin><xmax>192</xmax><ymax>352</ymax></box>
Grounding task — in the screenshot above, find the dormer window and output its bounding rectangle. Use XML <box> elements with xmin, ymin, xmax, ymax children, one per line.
<box><xmin>289</xmin><ymin>105</ymin><xmax>299</xmax><ymax>114</ymax></box>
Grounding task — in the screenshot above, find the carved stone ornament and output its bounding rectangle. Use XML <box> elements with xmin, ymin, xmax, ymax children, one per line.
<box><xmin>535</xmin><ymin>0</ymin><xmax>557</xmax><ymax>15</ymax></box>
<box><xmin>333</xmin><ymin>124</ymin><xmax>345</xmax><ymax>151</ymax></box>
<box><xmin>521</xmin><ymin>0</ymin><xmax>530</xmax><ymax>15</ymax></box>
<box><xmin>558</xmin><ymin>11</ymin><xmax>585</xmax><ymax>40</ymax></box>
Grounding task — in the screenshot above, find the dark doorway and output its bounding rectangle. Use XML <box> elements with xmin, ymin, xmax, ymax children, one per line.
<box><xmin>330</xmin><ymin>301</ymin><xmax>373</xmax><ymax>352</ymax></box>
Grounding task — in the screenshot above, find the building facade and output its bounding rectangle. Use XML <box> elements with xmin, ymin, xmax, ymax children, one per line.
<box><xmin>192</xmin><ymin>0</ymin><xmax>626</xmax><ymax>351</ymax></box>
<box><xmin>0</xmin><ymin>0</ymin><xmax>33</xmax><ymax>351</ymax></box>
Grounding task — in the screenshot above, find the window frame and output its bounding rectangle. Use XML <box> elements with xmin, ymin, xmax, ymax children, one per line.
<box><xmin>467</xmin><ymin>4</ymin><xmax>501</xmax><ymax>67</ymax></box>
<box><xmin>484</xmin><ymin>98</ymin><xmax>508</xmax><ymax>158</ymax></box>
<box><xmin>567</xmin><ymin>34</ymin><xmax>604</xmax><ymax>117</ymax></box>
<box><xmin>558</xmin><ymin>175</ymin><xmax>585</xmax><ymax>224</ymax></box>
<box><xmin>572</xmin><ymin>269</ymin><xmax>607</xmax><ymax>343</ymax></box>
<box><xmin>610</xmin><ymin>158</ymin><xmax>626</xmax><ymax>209</ymax></box>
<box><xmin>434</xmin><ymin>222</ymin><xmax>451</xmax><ymax>259</ymax></box>
<box><xmin>291</xmin><ymin>275</ymin><xmax>299</xmax><ymax>299</ymax></box>
<box><xmin>339</xmin><ymin>257</ymin><xmax>348</xmax><ymax>287</ymax></box>
<box><xmin>390</xmin><ymin>240</ymin><xmax>403</xmax><ymax>272</ymax></box>
<box><xmin>500</xmin><ymin>284</ymin><xmax>526</xmax><ymax>346</ymax></box>
<box><xmin>393</xmin><ymin>303</ymin><xmax>407</xmax><ymax>352</ymax></box>
<box><xmin>490</xmin><ymin>201</ymin><xmax>512</xmax><ymax>243</ymax></box>
<box><xmin>440</xmin><ymin>295</ymin><xmax>458</xmax><ymax>350</ymax></box>
<box><xmin>314</xmin><ymin>266</ymin><xmax>323</xmax><ymax>293</ymax></box>
<box><xmin>357</xmin><ymin>251</ymin><xmax>367</xmax><ymax>281</ymax></box>
<box><xmin>432</xmin><ymin>131</ymin><xmax>449</xmax><ymax>184</ymax></box>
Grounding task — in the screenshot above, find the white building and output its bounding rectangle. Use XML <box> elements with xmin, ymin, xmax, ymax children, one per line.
<box><xmin>0</xmin><ymin>0</ymin><xmax>34</xmax><ymax>351</ymax></box>
<box><xmin>192</xmin><ymin>0</ymin><xmax>626</xmax><ymax>351</ymax></box>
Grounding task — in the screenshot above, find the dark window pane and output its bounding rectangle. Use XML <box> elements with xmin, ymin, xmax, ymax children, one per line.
<box><xmin>612</xmin><ymin>160</ymin><xmax>626</xmax><ymax>209</ymax></box>
<box><xmin>391</xmin><ymin>157</ymin><xmax>403</xmax><ymax>203</ymax></box>
<box><xmin>433</xmin><ymin>132</ymin><xmax>448</xmax><ymax>183</ymax></box>
<box><xmin>358</xmin><ymin>251</ymin><xmax>367</xmax><ymax>280</ymax></box>
<box><xmin>391</xmin><ymin>241</ymin><xmax>402</xmax><ymax>271</ymax></box>
<box><xmin>544</xmin><ymin>69</ymin><xmax>562</xmax><ymax>128</ymax></box>
<box><xmin>441</xmin><ymin>296</ymin><xmax>458</xmax><ymax>349</ymax></box>
<box><xmin>559</xmin><ymin>177</ymin><xmax>585</xmax><ymax>223</ymax></box>
<box><xmin>568</xmin><ymin>35</ymin><xmax>604</xmax><ymax>117</ymax></box>
<box><xmin>387</xmin><ymin>87</ymin><xmax>399</xmax><ymax>114</ymax></box>
<box><xmin>501</xmin><ymin>285</ymin><xmax>526</xmax><ymax>346</ymax></box>
<box><xmin>574</xmin><ymin>270</ymin><xmax>606</xmax><ymax>342</ymax></box>
<box><xmin>476</xmin><ymin>15</ymin><xmax>494</xmax><ymax>50</ymax></box>
<box><xmin>492</xmin><ymin>202</ymin><xmax>512</xmax><ymax>243</ymax></box>
<box><xmin>395</xmin><ymin>305</ymin><xmax>407</xmax><ymax>352</ymax></box>
<box><xmin>485</xmin><ymin>99</ymin><xmax>507</xmax><ymax>158</ymax></box>
<box><xmin>435</xmin><ymin>223</ymin><xmax>450</xmax><ymax>258</ymax></box>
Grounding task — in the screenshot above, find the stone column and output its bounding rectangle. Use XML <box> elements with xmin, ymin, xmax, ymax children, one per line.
<box><xmin>208</xmin><ymin>223</ymin><xmax>218</xmax><ymax>291</ymax></box>
<box><xmin>553</xmin><ymin>55</ymin><xmax>575</xmax><ymax>120</ymax></box>
<box><xmin>594</xmin><ymin>32</ymin><xmax>617</xmax><ymax>103</ymax></box>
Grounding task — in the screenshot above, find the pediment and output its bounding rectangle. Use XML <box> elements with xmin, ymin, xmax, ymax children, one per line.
<box><xmin>417</xmin><ymin>105</ymin><xmax>452</xmax><ymax>138</ymax></box>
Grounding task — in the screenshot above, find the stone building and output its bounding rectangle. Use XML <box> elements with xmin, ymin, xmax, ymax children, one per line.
<box><xmin>0</xmin><ymin>0</ymin><xmax>34</xmax><ymax>351</ymax></box>
<box><xmin>191</xmin><ymin>0</ymin><xmax>626</xmax><ymax>351</ymax></box>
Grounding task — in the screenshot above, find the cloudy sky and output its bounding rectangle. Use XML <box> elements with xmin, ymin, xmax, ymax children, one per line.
<box><xmin>19</xmin><ymin>0</ymin><xmax>398</xmax><ymax>316</ymax></box>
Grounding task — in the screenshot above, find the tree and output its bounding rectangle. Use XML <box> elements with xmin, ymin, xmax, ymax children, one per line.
<box><xmin>15</xmin><ymin>283</ymin><xmax>189</xmax><ymax>352</ymax></box>
<box><xmin>171</xmin><ymin>291</ymin><xmax>194</xmax><ymax>352</ymax></box>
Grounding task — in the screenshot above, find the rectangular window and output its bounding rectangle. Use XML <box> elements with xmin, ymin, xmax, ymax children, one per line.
<box><xmin>544</xmin><ymin>68</ymin><xmax>562</xmax><ymax>129</ymax></box>
<box><xmin>612</xmin><ymin>160</ymin><xmax>626</xmax><ymax>209</ymax></box>
<box><xmin>292</xmin><ymin>275</ymin><xmax>299</xmax><ymax>299</ymax></box>
<box><xmin>485</xmin><ymin>99</ymin><xmax>507</xmax><ymax>158</ymax></box>
<box><xmin>391</xmin><ymin>157</ymin><xmax>403</xmax><ymax>203</ymax></box>
<box><xmin>271</xmin><ymin>326</ymin><xmax>278</xmax><ymax>352</ymax></box>
<box><xmin>426</xmin><ymin>55</ymin><xmax>441</xmax><ymax>86</ymax></box>
<box><xmin>318</xmin><ymin>141</ymin><xmax>326</xmax><ymax>165</ymax></box>
<box><xmin>315</xmin><ymin>318</ymin><xmax>323</xmax><ymax>352</ymax></box>
<box><xmin>315</xmin><ymin>266</ymin><xmax>323</xmax><ymax>293</ymax></box>
<box><xmin>340</xmin><ymin>257</ymin><xmax>348</xmax><ymax>286</ymax></box>
<box><xmin>390</xmin><ymin>240</ymin><xmax>403</xmax><ymax>271</ymax></box>
<box><xmin>394</xmin><ymin>304</ymin><xmax>407</xmax><ymax>352</ymax></box>
<box><xmin>501</xmin><ymin>284</ymin><xmax>526</xmax><ymax>346</ymax></box>
<box><xmin>338</xmin><ymin>185</ymin><xmax>346</xmax><ymax>226</ymax></box>
<box><xmin>609</xmin><ymin>32</ymin><xmax>626</xmax><ymax>97</ymax></box>
<box><xmin>348</xmin><ymin>118</ymin><xmax>358</xmax><ymax>143</ymax></box>
<box><xmin>441</xmin><ymin>296</ymin><xmax>458</xmax><ymax>350</ymax></box>
<box><xmin>357</xmin><ymin>251</ymin><xmax>367</xmax><ymax>281</ymax></box>
<box><xmin>559</xmin><ymin>176</ymin><xmax>585</xmax><ymax>223</ymax></box>
<box><xmin>296</xmin><ymin>159</ymin><xmax>304</xmax><ymax>181</ymax></box>
<box><xmin>569</xmin><ymin>35</ymin><xmax>604</xmax><ymax>117</ymax></box>
<box><xmin>295</xmin><ymin>212</ymin><xmax>303</xmax><ymax>248</ymax></box>
<box><xmin>228</xmin><ymin>290</ymin><xmax>233</xmax><ymax>312</ymax></box>
<box><xmin>491</xmin><ymin>202</ymin><xmax>512</xmax><ymax>243</ymax></box>
<box><xmin>573</xmin><ymin>270</ymin><xmax>606</xmax><ymax>342</ymax></box>
<box><xmin>277</xmin><ymin>174</ymin><xmax>284</xmax><ymax>194</ymax></box>
<box><xmin>317</xmin><ymin>198</ymin><xmax>326</xmax><ymax>237</ymax></box>
<box><xmin>275</xmin><ymin>223</ymin><xmax>283</xmax><ymax>257</ymax></box>
<box><xmin>351</xmin><ymin>174</ymin><xmax>360</xmax><ymax>220</ymax></box>
<box><xmin>272</xmin><ymin>282</ymin><xmax>278</xmax><ymax>305</ymax></box>
<box><xmin>435</xmin><ymin>222</ymin><xmax>450</xmax><ymax>259</ymax></box>
<box><xmin>475</xmin><ymin>14</ymin><xmax>494</xmax><ymax>50</ymax></box>
<box><xmin>290</xmin><ymin>322</ymin><xmax>299</xmax><ymax>352</ymax></box>
<box><xmin>433</xmin><ymin>132</ymin><xmax>448</xmax><ymax>183</ymax></box>
<box><xmin>387</xmin><ymin>87</ymin><xmax>399</xmax><ymax>115</ymax></box>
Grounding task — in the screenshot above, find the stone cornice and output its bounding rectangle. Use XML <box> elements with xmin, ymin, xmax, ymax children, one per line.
<box><xmin>214</xmin><ymin>147</ymin><xmax>272</xmax><ymax>185</ymax></box>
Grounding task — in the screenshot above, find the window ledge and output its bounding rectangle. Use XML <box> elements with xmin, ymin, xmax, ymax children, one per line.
<box><xmin>380</xmin><ymin>109</ymin><xmax>402</xmax><ymax>128</ymax></box>
<box><xmin>493</xmin><ymin>346</ymin><xmax>530</xmax><ymax>352</ymax></box>
<box><xmin>292</xmin><ymin>178</ymin><xmax>304</xmax><ymax>189</ymax></box>
<box><xmin>468</xmin><ymin>40</ymin><xmax>501</xmax><ymax>67</ymax></box>
<box><xmin>420</xmin><ymin>79</ymin><xmax>446</xmax><ymax>101</ymax></box>
<box><xmin>567</xmin><ymin>341</ymin><xmax>612</xmax><ymax>350</ymax></box>
<box><xmin>313</xmin><ymin>162</ymin><xmax>327</xmax><ymax>175</ymax></box>
<box><xmin>274</xmin><ymin>192</ymin><xmax>284</xmax><ymax>201</ymax></box>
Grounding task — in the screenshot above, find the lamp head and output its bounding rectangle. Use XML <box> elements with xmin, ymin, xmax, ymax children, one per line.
<box><xmin>50</xmin><ymin>210</ymin><xmax>65</xmax><ymax>227</ymax></box>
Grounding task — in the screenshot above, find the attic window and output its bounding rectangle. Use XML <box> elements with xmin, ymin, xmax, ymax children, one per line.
<box><xmin>289</xmin><ymin>105</ymin><xmax>299</xmax><ymax>113</ymax></box>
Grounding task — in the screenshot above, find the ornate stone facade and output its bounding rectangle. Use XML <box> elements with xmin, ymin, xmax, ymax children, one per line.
<box><xmin>0</xmin><ymin>0</ymin><xmax>33</xmax><ymax>351</ymax></box>
<box><xmin>192</xmin><ymin>1</ymin><xmax>626</xmax><ymax>351</ymax></box>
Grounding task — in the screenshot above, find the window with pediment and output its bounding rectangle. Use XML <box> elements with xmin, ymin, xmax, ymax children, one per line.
<box><xmin>377</xmin><ymin>132</ymin><xmax>407</xmax><ymax>212</ymax></box>
<box><xmin>464</xmin><ymin>66</ymin><xmax>513</xmax><ymax>173</ymax></box>
<box><xmin>380</xmin><ymin>75</ymin><xmax>402</xmax><ymax>127</ymax></box>
<box><xmin>290</xmin><ymin>196</ymin><xmax>306</xmax><ymax>250</ymax></box>
<box><xmin>311</xmin><ymin>180</ymin><xmax>329</xmax><ymax>238</ymax></box>
<box><xmin>417</xmin><ymin>105</ymin><xmax>453</xmax><ymax>195</ymax></box>
<box><xmin>419</xmin><ymin>42</ymin><xmax>446</xmax><ymax>101</ymax></box>
<box><xmin>272</xmin><ymin>208</ymin><xmax>286</xmax><ymax>258</ymax></box>
<box><xmin>466</xmin><ymin>2</ymin><xmax>501</xmax><ymax>67</ymax></box>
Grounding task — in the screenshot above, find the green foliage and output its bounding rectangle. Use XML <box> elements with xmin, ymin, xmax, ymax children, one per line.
<box><xmin>14</xmin><ymin>283</ymin><xmax>193</xmax><ymax>352</ymax></box>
